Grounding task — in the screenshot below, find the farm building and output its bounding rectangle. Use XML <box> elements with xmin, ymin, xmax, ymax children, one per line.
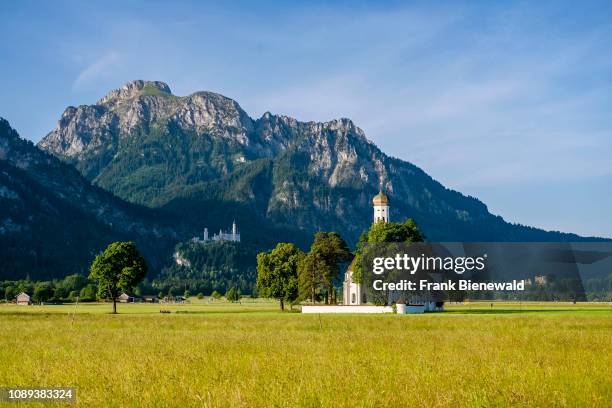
<box><xmin>117</xmin><ymin>293</ymin><xmax>135</xmax><ymax>303</ymax></box>
<box><xmin>16</xmin><ymin>292</ymin><xmax>31</xmax><ymax>305</ymax></box>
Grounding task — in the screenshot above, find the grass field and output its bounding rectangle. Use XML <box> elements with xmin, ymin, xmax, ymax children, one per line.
<box><xmin>0</xmin><ymin>301</ymin><xmax>610</xmax><ymax>407</ymax></box>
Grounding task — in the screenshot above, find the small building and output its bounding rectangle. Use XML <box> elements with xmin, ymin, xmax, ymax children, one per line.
<box><xmin>142</xmin><ymin>295</ymin><xmax>159</xmax><ymax>303</ymax></box>
<box><xmin>16</xmin><ymin>292</ymin><xmax>31</xmax><ymax>305</ymax></box>
<box><xmin>117</xmin><ymin>293</ymin><xmax>134</xmax><ymax>303</ymax></box>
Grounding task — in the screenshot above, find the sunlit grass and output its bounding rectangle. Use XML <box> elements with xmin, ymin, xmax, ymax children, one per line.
<box><xmin>0</xmin><ymin>301</ymin><xmax>610</xmax><ymax>407</ymax></box>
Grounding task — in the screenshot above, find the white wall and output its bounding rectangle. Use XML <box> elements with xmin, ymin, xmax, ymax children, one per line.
<box><xmin>302</xmin><ymin>305</ymin><xmax>394</xmax><ymax>314</ymax></box>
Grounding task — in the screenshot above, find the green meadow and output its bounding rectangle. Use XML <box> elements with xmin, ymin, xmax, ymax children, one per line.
<box><xmin>0</xmin><ymin>301</ymin><xmax>610</xmax><ymax>407</ymax></box>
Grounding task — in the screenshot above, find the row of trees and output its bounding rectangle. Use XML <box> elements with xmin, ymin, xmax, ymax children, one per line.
<box><xmin>1</xmin><ymin>274</ymin><xmax>97</xmax><ymax>303</ymax></box>
<box><xmin>255</xmin><ymin>221</ymin><xmax>428</xmax><ymax>309</ymax></box>
<box><xmin>256</xmin><ymin>232</ymin><xmax>352</xmax><ymax>310</ymax></box>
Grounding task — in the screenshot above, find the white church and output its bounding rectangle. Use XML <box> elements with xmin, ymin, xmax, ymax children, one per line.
<box><xmin>342</xmin><ymin>190</ymin><xmax>390</xmax><ymax>306</ymax></box>
<box><xmin>337</xmin><ymin>190</ymin><xmax>444</xmax><ymax>313</ymax></box>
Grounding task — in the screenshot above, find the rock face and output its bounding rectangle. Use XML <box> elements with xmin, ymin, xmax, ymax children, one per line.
<box><xmin>0</xmin><ymin>118</ymin><xmax>185</xmax><ymax>279</ymax></box>
<box><xmin>38</xmin><ymin>80</ymin><xmax>601</xmax><ymax>244</ymax></box>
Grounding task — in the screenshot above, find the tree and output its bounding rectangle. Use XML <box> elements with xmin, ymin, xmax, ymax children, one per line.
<box><xmin>353</xmin><ymin>219</ymin><xmax>424</xmax><ymax>284</ymax></box>
<box><xmin>53</xmin><ymin>286</ymin><xmax>68</xmax><ymax>301</ymax></box>
<box><xmin>68</xmin><ymin>290</ymin><xmax>79</xmax><ymax>302</ymax></box>
<box><xmin>256</xmin><ymin>243</ymin><xmax>304</xmax><ymax>310</ymax></box>
<box><xmin>89</xmin><ymin>241</ymin><xmax>148</xmax><ymax>314</ymax></box>
<box><xmin>309</xmin><ymin>232</ymin><xmax>352</xmax><ymax>304</ymax></box>
<box><xmin>211</xmin><ymin>290</ymin><xmax>222</xmax><ymax>300</ymax></box>
<box><xmin>225</xmin><ymin>287</ymin><xmax>241</xmax><ymax>302</ymax></box>
<box><xmin>61</xmin><ymin>274</ymin><xmax>87</xmax><ymax>293</ymax></box>
<box><xmin>4</xmin><ymin>286</ymin><xmax>16</xmax><ymax>301</ymax></box>
<box><xmin>298</xmin><ymin>252</ymin><xmax>324</xmax><ymax>303</ymax></box>
<box><xmin>33</xmin><ymin>282</ymin><xmax>54</xmax><ymax>303</ymax></box>
<box><xmin>79</xmin><ymin>284</ymin><xmax>97</xmax><ymax>301</ymax></box>
<box><xmin>184</xmin><ymin>289</ymin><xmax>191</xmax><ymax>299</ymax></box>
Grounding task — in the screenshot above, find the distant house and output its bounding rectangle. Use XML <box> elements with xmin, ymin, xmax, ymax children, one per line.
<box><xmin>16</xmin><ymin>292</ymin><xmax>31</xmax><ymax>305</ymax></box>
<box><xmin>142</xmin><ymin>295</ymin><xmax>159</xmax><ymax>303</ymax></box>
<box><xmin>117</xmin><ymin>293</ymin><xmax>134</xmax><ymax>303</ymax></box>
<box><xmin>161</xmin><ymin>295</ymin><xmax>185</xmax><ymax>304</ymax></box>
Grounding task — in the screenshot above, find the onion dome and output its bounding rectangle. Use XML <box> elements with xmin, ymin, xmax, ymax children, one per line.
<box><xmin>372</xmin><ymin>190</ymin><xmax>389</xmax><ymax>205</ymax></box>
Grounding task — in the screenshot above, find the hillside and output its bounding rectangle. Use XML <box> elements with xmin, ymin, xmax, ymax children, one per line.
<box><xmin>0</xmin><ymin>118</ymin><xmax>186</xmax><ymax>280</ymax></box>
<box><xmin>38</xmin><ymin>80</ymin><xmax>605</xmax><ymax>245</ymax></box>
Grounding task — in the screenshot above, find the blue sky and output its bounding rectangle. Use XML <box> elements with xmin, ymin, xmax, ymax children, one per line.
<box><xmin>0</xmin><ymin>0</ymin><xmax>611</xmax><ymax>237</ymax></box>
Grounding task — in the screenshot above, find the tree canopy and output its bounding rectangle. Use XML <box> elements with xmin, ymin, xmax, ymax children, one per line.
<box><xmin>299</xmin><ymin>232</ymin><xmax>352</xmax><ymax>304</ymax></box>
<box><xmin>256</xmin><ymin>243</ymin><xmax>304</xmax><ymax>310</ymax></box>
<box><xmin>352</xmin><ymin>219</ymin><xmax>424</xmax><ymax>283</ymax></box>
<box><xmin>89</xmin><ymin>241</ymin><xmax>148</xmax><ymax>313</ymax></box>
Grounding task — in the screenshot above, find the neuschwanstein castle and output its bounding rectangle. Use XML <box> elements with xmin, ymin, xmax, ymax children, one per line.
<box><xmin>192</xmin><ymin>220</ymin><xmax>241</xmax><ymax>243</ymax></box>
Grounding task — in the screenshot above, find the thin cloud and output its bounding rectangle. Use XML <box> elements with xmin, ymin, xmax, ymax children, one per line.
<box><xmin>72</xmin><ymin>52</ymin><xmax>122</xmax><ymax>91</ymax></box>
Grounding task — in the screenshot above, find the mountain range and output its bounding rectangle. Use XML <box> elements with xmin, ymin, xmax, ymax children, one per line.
<box><xmin>0</xmin><ymin>117</ymin><xmax>184</xmax><ymax>280</ymax></box>
<box><xmin>1</xmin><ymin>80</ymin><xmax>606</xmax><ymax>280</ymax></box>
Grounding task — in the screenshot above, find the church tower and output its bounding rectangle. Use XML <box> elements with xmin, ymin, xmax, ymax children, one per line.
<box><xmin>372</xmin><ymin>190</ymin><xmax>390</xmax><ymax>223</ymax></box>
<box><xmin>343</xmin><ymin>190</ymin><xmax>390</xmax><ymax>305</ymax></box>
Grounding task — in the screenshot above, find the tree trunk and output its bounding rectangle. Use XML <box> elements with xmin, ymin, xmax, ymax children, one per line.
<box><xmin>112</xmin><ymin>299</ymin><xmax>117</xmax><ymax>314</ymax></box>
<box><xmin>280</xmin><ymin>299</ymin><xmax>284</xmax><ymax>310</ymax></box>
<box><xmin>311</xmin><ymin>286</ymin><xmax>315</xmax><ymax>304</ymax></box>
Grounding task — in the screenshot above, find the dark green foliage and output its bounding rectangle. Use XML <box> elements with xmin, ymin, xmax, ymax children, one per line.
<box><xmin>225</xmin><ymin>286</ymin><xmax>241</xmax><ymax>302</ymax></box>
<box><xmin>298</xmin><ymin>252</ymin><xmax>324</xmax><ymax>303</ymax></box>
<box><xmin>4</xmin><ymin>285</ymin><xmax>16</xmax><ymax>300</ymax></box>
<box><xmin>256</xmin><ymin>243</ymin><xmax>304</xmax><ymax>310</ymax></box>
<box><xmin>79</xmin><ymin>284</ymin><xmax>97</xmax><ymax>301</ymax></box>
<box><xmin>33</xmin><ymin>282</ymin><xmax>53</xmax><ymax>303</ymax></box>
<box><xmin>353</xmin><ymin>219</ymin><xmax>425</xmax><ymax>284</ymax></box>
<box><xmin>301</xmin><ymin>232</ymin><xmax>352</xmax><ymax>304</ymax></box>
<box><xmin>89</xmin><ymin>241</ymin><xmax>148</xmax><ymax>313</ymax></box>
<box><xmin>155</xmin><ymin>241</ymin><xmax>258</xmax><ymax>296</ymax></box>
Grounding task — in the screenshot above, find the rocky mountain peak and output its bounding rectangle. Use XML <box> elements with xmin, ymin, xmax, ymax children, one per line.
<box><xmin>98</xmin><ymin>80</ymin><xmax>172</xmax><ymax>105</ymax></box>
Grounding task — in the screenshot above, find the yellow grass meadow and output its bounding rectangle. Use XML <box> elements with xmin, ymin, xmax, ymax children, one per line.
<box><xmin>0</xmin><ymin>301</ymin><xmax>610</xmax><ymax>407</ymax></box>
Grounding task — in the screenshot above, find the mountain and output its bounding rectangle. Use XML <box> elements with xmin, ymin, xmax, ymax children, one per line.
<box><xmin>0</xmin><ymin>117</ymin><xmax>188</xmax><ymax>280</ymax></box>
<box><xmin>38</xmin><ymin>80</ymin><xmax>606</xmax><ymax>245</ymax></box>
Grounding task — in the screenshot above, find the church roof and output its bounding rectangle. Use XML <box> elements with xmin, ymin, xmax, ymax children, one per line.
<box><xmin>372</xmin><ymin>190</ymin><xmax>389</xmax><ymax>205</ymax></box>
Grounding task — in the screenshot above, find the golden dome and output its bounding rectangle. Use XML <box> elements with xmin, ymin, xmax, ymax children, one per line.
<box><xmin>372</xmin><ymin>190</ymin><xmax>389</xmax><ymax>205</ymax></box>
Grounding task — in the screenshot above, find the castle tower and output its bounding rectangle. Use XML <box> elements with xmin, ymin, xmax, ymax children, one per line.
<box><xmin>372</xmin><ymin>190</ymin><xmax>389</xmax><ymax>223</ymax></box>
<box><xmin>232</xmin><ymin>220</ymin><xmax>237</xmax><ymax>239</ymax></box>
<box><xmin>203</xmin><ymin>228</ymin><xmax>209</xmax><ymax>241</ymax></box>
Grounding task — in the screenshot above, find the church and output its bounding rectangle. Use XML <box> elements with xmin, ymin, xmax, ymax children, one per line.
<box><xmin>343</xmin><ymin>190</ymin><xmax>389</xmax><ymax>306</ymax></box>
<box><xmin>342</xmin><ymin>191</ymin><xmax>444</xmax><ymax>312</ymax></box>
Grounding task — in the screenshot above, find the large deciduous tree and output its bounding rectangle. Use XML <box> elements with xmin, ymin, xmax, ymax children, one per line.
<box><xmin>89</xmin><ymin>241</ymin><xmax>148</xmax><ymax>314</ymax></box>
<box><xmin>352</xmin><ymin>219</ymin><xmax>424</xmax><ymax>284</ymax></box>
<box><xmin>256</xmin><ymin>243</ymin><xmax>303</xmax><ymax>310</ymax></box>
<box><xmin>307</xmin><ymin>232</ymin><xmax>352</xmax><ymax>304</ymax></box>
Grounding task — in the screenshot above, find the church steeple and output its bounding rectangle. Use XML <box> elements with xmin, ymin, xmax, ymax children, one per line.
<box><xmin>373</xmin><ymin>190</ymin><xmax>390</xmax><ymax>223</ymax></box>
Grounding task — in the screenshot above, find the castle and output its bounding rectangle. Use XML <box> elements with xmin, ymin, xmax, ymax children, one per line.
<box><xmin>193</xmin><ymin>220</ymin><xmax>241</xmax><ymax>243</ymax></box>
